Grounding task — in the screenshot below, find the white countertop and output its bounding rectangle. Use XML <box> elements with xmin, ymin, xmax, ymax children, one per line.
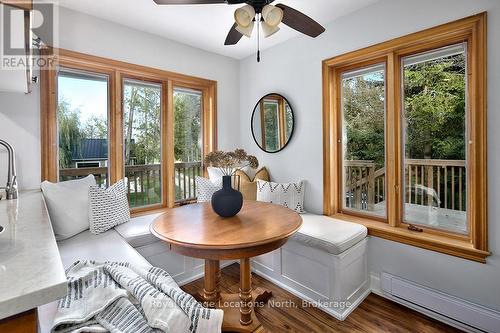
<box><xmin>0</xmin><ymin>190</ymin><xmax>67</xmax><ymax>320</ymax></box>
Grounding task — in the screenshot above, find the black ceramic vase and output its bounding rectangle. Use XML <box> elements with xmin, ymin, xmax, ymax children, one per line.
<box><xmin>211</xmin><ymin>175</ymin><xmax>243</xmax><ymax>217</ymax></box>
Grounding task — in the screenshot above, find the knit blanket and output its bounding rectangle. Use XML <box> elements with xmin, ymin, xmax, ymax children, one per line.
<box><xmin>51</xmin><ymin>261</ymin><xmax>223</xmax><ymax>333</ymax></box>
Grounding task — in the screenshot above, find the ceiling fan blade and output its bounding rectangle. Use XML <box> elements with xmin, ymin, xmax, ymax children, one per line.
<box><xmin>224</xmin><ymin>23</ymin><xmax>243</xmax><ymax>45</ymax></box>
<box><xmin>275</xmin><ymin>4</ymin><xmax>325</xmax><ymax>38</ymax></box>
<box><xmin>153</xmin><ymin>0</ymin><xmax>245</xmax><ymax>4</ymax></box>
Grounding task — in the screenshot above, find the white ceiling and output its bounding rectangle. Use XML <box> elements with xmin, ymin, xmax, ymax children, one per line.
<box><xmin>56</xmin><ymin>0</ymin><xmax>378</xmax><ymax>59</ymax></box>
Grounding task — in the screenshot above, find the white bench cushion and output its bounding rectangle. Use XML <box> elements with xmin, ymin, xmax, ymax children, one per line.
<box><xmin>57</xmin><ymin>229</ymin><xmax>151</xmax><ymax>269</ymax></box>
<box><xmin>39</xmin><ymin>229</ymin><xmax>152</xmax><ymax>333</ymax></box>
<box><xmin>114</xmin><ymin>213</ymin><xmax>163</xmax><ymax>248</ymax></box>
<box><xmin>293</xmin><ymin>213</ymin><xmax>367</xmax><ymax>255</ymax></box>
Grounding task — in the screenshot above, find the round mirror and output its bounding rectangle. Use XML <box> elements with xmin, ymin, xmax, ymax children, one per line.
<box><xmin>251</xmin><ymin>94</ymin><xmax>294</xmax><ymax>153</ymax></box>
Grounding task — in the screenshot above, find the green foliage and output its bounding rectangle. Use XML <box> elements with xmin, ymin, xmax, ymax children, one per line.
<box><xmin>58</xmin><ymin>97</ymin><xmax>108</xmax><ymax>169</ymax></box>
<box><xmin>174</xmin><ymin>92</ymin><xmax>201</xmax><ymax>162</ymax></box>
<box><xmin>404</xmin><ymin>54</ymin><xmax>466</xmax><ymax>160</ymax></box>
<box><xmin>264</xmin><ymin>102</ymin><xmax>279</xmax><ymax>151</ymax></box>
<box><xmin>285</xmin><ymin>104</ymin><xmax>293</xmax><ymax>141</ymax></box>
<box><xmin>57</xmin><ymin>99</ymin><xmax>82</xmax><ymax>169</ymax></box>
<box><xmin>83</xmin><ymin>115</ymin><xmax>107</xmax><ymax>139</ymax></box>
<box><xmin>124</xmin><ymin>84</ymin><xmax>161</xmax><ymax>165</ymax></box>
<box><xmin>343</xmin><ymin>53</ymin><xmax>466</xmax><ymax>169</ymax></box>
<box><xmin>343</xmin><ymin>71</ymin><xmax>386</xmax><ymax>168</ymax></box>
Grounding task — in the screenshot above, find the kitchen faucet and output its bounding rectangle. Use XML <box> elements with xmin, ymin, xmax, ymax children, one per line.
<box><xmin>0</xmin><ymin>139</ymin><xmax>18</xmax><ymax>200</ymax></box>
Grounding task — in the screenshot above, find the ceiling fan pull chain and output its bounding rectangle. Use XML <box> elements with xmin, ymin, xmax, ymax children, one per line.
<box><xmin>257</xmin><ymin>14</ymin><xmax>261</xmax><ymax>62</ymax></box>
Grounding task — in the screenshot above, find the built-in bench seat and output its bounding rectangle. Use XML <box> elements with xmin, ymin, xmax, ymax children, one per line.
<box><xmin>38</xmin><ymin>209</ymin><xmax>368</xmax><ymax>331</ymax></box>
<box><xmin>293</xmin><ymin>213</ymin><xmax>367</xmax><ymax>255</ymax></box>
<box><xmin>38</xmin><ymin>228</ymin><xmax>152</xmax><ymax>333</ymax></box>
<box><xmin>252</xmin><ymin>213</ymin><xmax>369</xmax><ymax>320</ymax></box>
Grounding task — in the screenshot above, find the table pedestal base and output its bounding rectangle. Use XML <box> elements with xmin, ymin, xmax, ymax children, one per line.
<box><xmin>218</xmin><ymin>288</ymin><xmax>272</xmax><ymax>333</ymax></box>
<box><xmin>195</xmin><ymin>259</ymin><xmax>272</xmax><ymax>332</ymax></box>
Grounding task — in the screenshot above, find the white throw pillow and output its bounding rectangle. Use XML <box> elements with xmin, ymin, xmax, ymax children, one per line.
<box><xmin>89</xmin><ymin>179</ymin><xmax>130</xmax><ymax>234</ymax></box>
<box><xmin>207</xmin><ymin>167</ymin><xmax>235</xmax><ymax>183</ymax></box>
<box><xmin>256</xmin><ymin>180</ymin><xmax>305</xmax><ymax>213</ymax></box>
<box><xmin>41</xmin><ymin>175</ymin><xmax>96</xmax><ymax>241</ymax></box>
<box><xmin>196</xmin><ymin>176</ymin><xmax>222</xmax><ymax>203</ymax></box>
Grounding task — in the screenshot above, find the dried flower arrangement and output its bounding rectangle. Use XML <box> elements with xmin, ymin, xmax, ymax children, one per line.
<box><xmin>204</xmin><ymin>149</ymin><xmax>259</xmax><ymax>176</ymax></box>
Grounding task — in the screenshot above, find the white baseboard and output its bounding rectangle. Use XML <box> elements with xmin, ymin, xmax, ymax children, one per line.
<box><xmin>371</xmin><ymin>272</ymin><xmax>500</xmax><ymax>333</ymax></box>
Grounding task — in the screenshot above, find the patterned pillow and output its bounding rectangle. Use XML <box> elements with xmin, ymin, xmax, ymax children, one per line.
<box><xmin>89</xmin><ymin>179</ymin><xmax>130</xmax><ymax>234</ymax></box>
<box><xmin>234</xmin><ymin>167</ymin><xmax>270</xmax><ymax>201</ymax></box>
<box><xmin>196</xmin><ymin>176</ymin><xmax>222</xmax><ymax>203</ymax></box>
<box><xmin>256</xmin><ymin>180</ymin><xmax>305</xmax><ymax>213</ymax></box>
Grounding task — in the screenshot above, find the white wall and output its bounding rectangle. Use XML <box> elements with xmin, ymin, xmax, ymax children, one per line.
<box><xmin>239</xmin><ymin>0</ymin><xmax>500</xmax><ymax>312</ymax></box>
<box><xmin>0</xmin><ymin>6</ymin><xmax>240</xmax><ymax>190</ymax></box>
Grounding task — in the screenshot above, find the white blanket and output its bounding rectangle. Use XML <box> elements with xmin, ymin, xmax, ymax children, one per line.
<box><xmin>51</xmin><ymin>261</ymin><xmax>223</xmax><ymax>333</ymax></box>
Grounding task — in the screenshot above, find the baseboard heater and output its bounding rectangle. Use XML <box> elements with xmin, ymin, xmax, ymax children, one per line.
<box><xmin>381</xmin><ymin>273</ymin><xmax>500</xmax><ymax>333</ymax></box>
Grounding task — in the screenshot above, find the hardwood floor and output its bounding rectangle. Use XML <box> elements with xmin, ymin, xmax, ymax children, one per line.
<box><xmin>182</xmin><ymin>263</ymin><xmax>462</xmax><ymax>333</ymax></box>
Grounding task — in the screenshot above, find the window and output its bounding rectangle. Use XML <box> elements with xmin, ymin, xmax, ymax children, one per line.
<box><xmin>262</xmin><ymin>99</ymin><xmax>280</xmax><ymax>151</ymax></box>
<box><xmin>123</xmin><ymin>79</ymin><xmax>162</xmax><ymax>208</ymax></box>
<box><xmin>57</xmin><ymin>70</ymin><xmax>109</xmax><ymax>186</ymax></box>
<box><xmin>41</xmin><ymin>49</ymin><xmax>217</xmax><ymax>213</ymax></box>
<box><xmin>254</xmin><ymin>94</ymin><xmax>293</xmax><ymax>152</ymax></box>
<box><xmin>323</xmin><ymin>13</ymin><xmax>488</xmax><ymax>262</ymax></box>
<box><xmin>285</xmin><ymin>103</ymin><xmax>293</xmax><ymax>141</ymax></box>
<box><xmin>341</xmin><ymin>64</ymin><xmax>386</xmax><ymax>217</ymax></box>
<box><xmin>173</xmin><ymin>87</ymin><xmax>202</xmax><ymax>203</ymax></box>
<box><xmin>402</xmin><ymin>44</ymin><xmax>467</xmax><ymax>233</ymax></box>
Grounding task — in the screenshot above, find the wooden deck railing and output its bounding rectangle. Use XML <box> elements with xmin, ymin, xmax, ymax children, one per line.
<box><xmin>174</xmin><ymin>161</ymin><xmax>202</xmax><ymax>203</ymax></box>
<box><xmin>344</xmin><ymin>159</ymin><xmax>466</xmax><ymax>212</ymax></box>
<box><xmin>59</xmin><ymin>161</ymin><xmax>202</xmax><ymax>207</ymax></box>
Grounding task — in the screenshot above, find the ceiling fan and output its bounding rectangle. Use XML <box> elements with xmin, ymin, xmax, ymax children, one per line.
<box><xmin>153</xmin><ymin>0</ymin><xmax>326</xmax><ymax>62</ymax></box>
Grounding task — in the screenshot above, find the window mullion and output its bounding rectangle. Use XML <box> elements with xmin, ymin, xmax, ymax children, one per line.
<box><xmin>386</xmin><ymin>52</ymin><xmax>400</xmax><ymax>227</ymax></box>
<box><xmin>165</xmin><ymin>80</ymin><xmax>175</xmax><ymax>208</ymax></box>
<box><xmin>110</xmin><ymin>70</ymin><xmax>124</xmax><ymax>185</ymax></box>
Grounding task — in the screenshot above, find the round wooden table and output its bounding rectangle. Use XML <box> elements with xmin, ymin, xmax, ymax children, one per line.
<box><xmin>151</xmin><ymin>200</ymin><xmax>302</xmax><ymax>332</ymax></box>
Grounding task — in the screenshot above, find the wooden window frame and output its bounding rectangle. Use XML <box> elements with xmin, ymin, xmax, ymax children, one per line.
<box><xmin>322</xmin><ymin>13</ymin><xmax>488</xmax><ymax>262</ymax></box>
<box><xmin>40</xmin><ymin>48</ymin><xmax>217</xmax><ymax>214</ymax></box>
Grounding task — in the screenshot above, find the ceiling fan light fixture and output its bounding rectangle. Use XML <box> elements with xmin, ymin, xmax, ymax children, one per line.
<box><xmin>235</xmin><ymin>20</ymin><xmax>254</xmax><ymax>38</ymax></box>
<box><xmin>234</xmin><ymin>5</ymin><xmax>255</xmax><ymax>28</ymax></box>
<box><xmin>262</xmin><ymin>21</ymin><xmax>280</xmax><ymax>38</ymax></box>
<box><xmin>261</xmin><ymin>5</ymin><xmax>283</xmax><ymax>27</ymax></box>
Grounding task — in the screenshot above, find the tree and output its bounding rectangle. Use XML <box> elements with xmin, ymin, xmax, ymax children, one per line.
<box><xmin>342</xmin><ymin>52</ymin><xmax>466</xmax><ymax>171</ymax></box>
<box><xmin>404</xmin><ymin>53</ymin><xmax>466</xmax><ymax>160</ymax></box>
<box><xmin>174</xmin><ymin>92</ymin><xmax>201</xmax><ymax>162</ymax></box>
<box><xmin>83</xmin><ymin>115</ymin><xmax>107</xmax><ymax>139</ymax></box>
<box><xmin>123</xmin><ymin>84</ymin><xmax>161</xmax><ymax>165</ymax></box>
<box><xmin>264</xmin><ymin>103</ymin><xmax>279</xmax><ymax>151</ymax></box>
<box><xmin>58</xmin><ymin>98</ymin><xmax>83</xmax><ymax>169</ymax></box>
<box><xmin>343</xmin><ymin>71</ymin><xmax>386</xmax><ymax>168</ymax></box>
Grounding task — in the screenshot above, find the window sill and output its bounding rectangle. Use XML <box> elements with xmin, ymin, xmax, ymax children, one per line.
<box><xmin>131</xmin><ymin>205</ymin><xmax>170</xmax><ymax>218</ymax></box>
<box><xmin>330</xmin><ymin>214</ymin><xmax>490</xmax><ymax>263</ymax></box>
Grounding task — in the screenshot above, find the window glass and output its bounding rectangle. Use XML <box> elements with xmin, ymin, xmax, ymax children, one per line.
<box><xmin>57</xmin><ymin>70</ymin><xmax>109</xmax><ymax>186</ymax></box>
<box><xmin>341</xmin><ymin>64</ymin><xmax>386</xmax><ymax>217</ymax></box>
<box><xmin>263</xmin><ymin>100</ymin><xmax>280</xmax><ymax>151</ymax></box>
<box><xmin>402</xmin><ymin>43</ymin><xmax>467</xmax><ymax>233</ymax></box>
<box><xmin>174</xmin><ymin>88</ymin><xmax>203</xmax><ymax>203</ymax></box>
<box><xmin>123</xmin><ymin>80</ymin><xmax>162</xmax><ymax>208</ymax></box>
<box><xmin>285</xmin><ymin>103</ymin><xmax>293</xmax><ymax>141</ymax></box>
